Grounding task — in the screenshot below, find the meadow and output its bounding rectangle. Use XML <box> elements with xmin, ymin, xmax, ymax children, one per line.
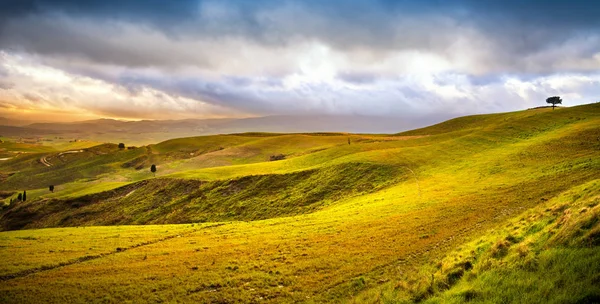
<box><xmin>0</xmin><ymin>104</ymin><xmax>599</xmax><ymax>303</ymax></box>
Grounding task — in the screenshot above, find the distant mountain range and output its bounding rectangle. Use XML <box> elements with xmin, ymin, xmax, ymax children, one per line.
<box><xmin>1</xmin><ymin>115</ymin><xmax>435</xmax><ymax>139</ymax></box>
<box><xmin>0</xmin><ymin>117</ymin><xmax>41</xmax><ymax>127</ymax></box>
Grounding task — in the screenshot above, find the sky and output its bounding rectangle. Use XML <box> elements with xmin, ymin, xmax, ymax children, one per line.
<box><xmin>0</xmin><ymin>0</ymin><xmax>599</xmax><ymax>122</ymax></box>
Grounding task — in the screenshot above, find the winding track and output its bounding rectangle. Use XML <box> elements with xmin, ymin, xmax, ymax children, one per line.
<box><xmin>40</xmin><ymin>150</ymin><xmax>84</xmax><ymax>167</ymax></box>
<box><xmin>39</xmin><ymin>156</ymin><xmax>52</xmax><ymax>167</ymax></box>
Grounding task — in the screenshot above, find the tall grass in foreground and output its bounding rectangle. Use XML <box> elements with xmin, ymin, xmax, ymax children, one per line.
<box><xmin>352</xmin><ymin>180</ymin><xmax>600</xmax><ymax>303</ymax></box>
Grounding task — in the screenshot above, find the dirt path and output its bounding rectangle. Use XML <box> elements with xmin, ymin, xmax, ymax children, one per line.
<box><xmin>58</xmin><ymin>150</ymin><xmax>84</xmax><ymax>156</ymax></box>
<box><xmin>40</xmin><ymin>156</ymin><xmax>52</xmax><ymax>167</ymax></box>
<box><xmin>40</xmin><ymin>150</ymin><xmax>84</xmax><ymax>167</ymax></box>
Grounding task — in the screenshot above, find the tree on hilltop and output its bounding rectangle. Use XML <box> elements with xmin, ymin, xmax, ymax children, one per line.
<box><xmin>151</xmin><ymin>164</ymin><xmax>157</xmax><ymax>177</ymax></box>
<box><xmin>546</xmin><ymin>96</ymin><xmax>562</xmax><ymax>110</ymax></box>
<box><xmin>22</xmin><ymin>190</ymin><xmax>26</xmax><ymax>201</ymax></box>
<box><xmin>118</xmin><ymin>143</ymin><xmax>125</xmax><ymax>149</ymax></box>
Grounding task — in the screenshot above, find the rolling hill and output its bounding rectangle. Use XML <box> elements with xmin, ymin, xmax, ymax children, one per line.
<box><xmin>0</xmin><ymin>103</ymin><xmax>598</xmax><ymax>303</ymax></box>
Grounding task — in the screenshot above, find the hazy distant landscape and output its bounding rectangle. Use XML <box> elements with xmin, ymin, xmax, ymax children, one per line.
<box><xmin>1</xmin><ymin>0</ymin><xmax>599</xmax><ymax>303</ymax></box>
<box><xmin>0</xmin><ymin>114</ymin><xmax>430</xmax><ymax>146</ymax></box>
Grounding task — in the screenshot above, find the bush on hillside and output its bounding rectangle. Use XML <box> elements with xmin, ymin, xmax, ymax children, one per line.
<box><xmin>269</xmin><ymin>154</ymin><xmax>285</xmax><ymax>161</ymax></box>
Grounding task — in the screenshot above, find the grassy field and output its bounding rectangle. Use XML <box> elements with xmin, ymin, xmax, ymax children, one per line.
<box><xmin>0</xmin><ymin>104</ymin><xmax>599</xmax><ymax>303</ymax></box>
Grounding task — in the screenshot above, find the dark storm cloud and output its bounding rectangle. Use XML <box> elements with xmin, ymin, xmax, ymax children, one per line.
<box><xmin>462</xmin><ymin>0</ymin><xmax>600</xmax><ymax>29</ymax></box>
<box><xmin>0</xmin><ymin>0</ymin><xmax>198</xmax><ymax>24</ymax></box>
<box><xmin>2</xmin><ymin>0</ymin><xmax>599</xmax><ymax>65</ymax></box>
<box><xmin>3</xmin><ymin>0</ymin><xmax>598</xmax><ymax>36</ymax></box>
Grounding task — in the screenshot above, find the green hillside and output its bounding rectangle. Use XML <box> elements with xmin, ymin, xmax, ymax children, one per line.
<box><xmin>0</xmin><ymin>103</ymin><xmax>599</xmax><ymax>303</ymax></box>
<box><xmin>2</xmin><ymin>163</ymin><xmax>403</xmax><ymax>230</ymax></box>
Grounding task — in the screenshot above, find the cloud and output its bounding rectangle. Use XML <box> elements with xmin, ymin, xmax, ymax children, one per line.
<box><xmin>2</xmin><ymin>51</ymin><xmax>598</xmax><ymax>123</ymax></box>
<box><xmin>0</xmin><ymin>0</ymin><xmax>598</xmax><ymax>122</ymax></box>
<box><xmin>0</xmin><ymin>52</ymin><xmax>243</xmax><ymax>119</ymax></box>
<box><xmin>2</xmin><ymin>0</ymin><xmax>599</xmax><ymax>74</ymax></box>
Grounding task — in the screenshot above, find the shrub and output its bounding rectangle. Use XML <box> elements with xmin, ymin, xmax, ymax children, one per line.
<box><xmin>491</xmin><ymin>239</ymin><xmax>511</xmax><ymax>258</ymax></box>
<box><xmin>269</xmin><ymin>154</ymin><xmax>285</xmax><ymax>161</ymax></box>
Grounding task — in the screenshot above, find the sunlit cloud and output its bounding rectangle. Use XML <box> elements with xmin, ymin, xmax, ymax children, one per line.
<box><xmin>0</xmin><ymin>0</ymin><xmax>598</xmax><ymax>122</ymax></box>
<box><xmin>0</xmin><ymin>52</ymin><xmax>244</xmax><ymax>120</ymax></box>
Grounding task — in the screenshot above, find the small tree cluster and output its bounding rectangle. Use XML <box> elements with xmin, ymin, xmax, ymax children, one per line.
<box><xmin>118</xmin><ymin>143</ymin><xmax>126</xmax><ymax>149</ymax></box>
<box><xmin>15</xmin><ymin>191</ymin><xmax>26</xmax><ymax>201</ymax></box>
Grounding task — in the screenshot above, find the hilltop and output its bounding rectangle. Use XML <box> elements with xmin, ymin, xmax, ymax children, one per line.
<box><xmin>0</xmin><ymin>103</ymin><xmax>598</xmax><ymax>303</ymax></box>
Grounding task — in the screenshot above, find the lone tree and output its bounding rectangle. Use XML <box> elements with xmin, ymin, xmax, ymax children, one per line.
<box><xmin>22</xmin><ymin>190</ymin><xmax>26</xmax><ymax>202</ymax></box>
<box><xmin>150</xmin><ymin>164</ymin><xmax>157</xmax><ymax>176</ymax></box>
<box><xmin>49</xmin><ymin>185</ymin><xmax>54</xmax><ymax>193</ymax></box>
<box><xmin>546</xmin><ymin>96</ymin><xmax>562</xmax><ymax>110</ymax></box>
<box><xmin>118</xmin><ymin>143</ymin><xmax>125</xmax><ymax>149</ymax></box>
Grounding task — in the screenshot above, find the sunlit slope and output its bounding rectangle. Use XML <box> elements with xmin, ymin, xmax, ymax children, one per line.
<box><xmin>0</xmin><ymin>104</ymin><xmax>598</xmax><ymax>303</ymax></box>
<box><xmin>351</xmin><ymin>179</ymin><xmax>600</xmax><ymax>303</ymax></box>
<box><xmin>2</xmin><ymin>104</ymin><xmax>599</xmax><ymax>229</ymax></box>
<box><xmin>0</xmin><ymin>143</ymin><xmax>146</xmax><ymax>190</ymax></box>
<box><xmin>0</xmin><ymin>133</ymin><xmax>351</xmax><ymax>192</ymax></box>
<box><xmin>2</xmin><ymin>163</ymin><xmax>404</xmax><ymax>230</ymax></box>
<box><xmin>420</xmin><ymin>179</ymin><xmax>600</xmax><ymax>304</ymax></box>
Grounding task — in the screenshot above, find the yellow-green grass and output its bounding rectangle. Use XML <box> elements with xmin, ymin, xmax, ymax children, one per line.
<box><xmin>2</xmin><ymin>162</ymin><xmax>405</xmax><ymax>230</ymax></box>
<box><xmin>28</xmin><ymin>181</ymin><xmax>129</xmax><ymax>201</ymax></box>
<box><xmin>44</xmin><ymin>140</ymin><xmax>103</xmax><ymax>151</ymax></box>
<box><xmin>0</xmin><ymin>224</ymin><xmax>199</xmax><ymax>277</ymax></box>
<box><xmin>1</xmin><ymin>177</ymin><xmax>596</xmax><ymax>303</ymax></box>
<box><xmin>0</xmin><ymin>104</ymin><xmax>598</xmax><ymax>303</ymax></box>
<box><xmin>164</xmin><ymin>134</ymin><xmax>352</xmax><ymax>171</ymax></box>
<box><xmin>0</xmin><ymin>134</ymin><xmax>360</xmax><ymax>192</ymax></box>
<box><xmin>0</xmin><ymin>141</ymin><xmax>57</xmax><ymax>159</ymax></box>
<box><xmin>0</xmin><ymin>144</ymin><xmax>148</xmax><ymax>191</ymax></box>
<box><xmin>349</xmin><ymin>179</ymin><xmax>600</xmax><ymax>303</ymax></box>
